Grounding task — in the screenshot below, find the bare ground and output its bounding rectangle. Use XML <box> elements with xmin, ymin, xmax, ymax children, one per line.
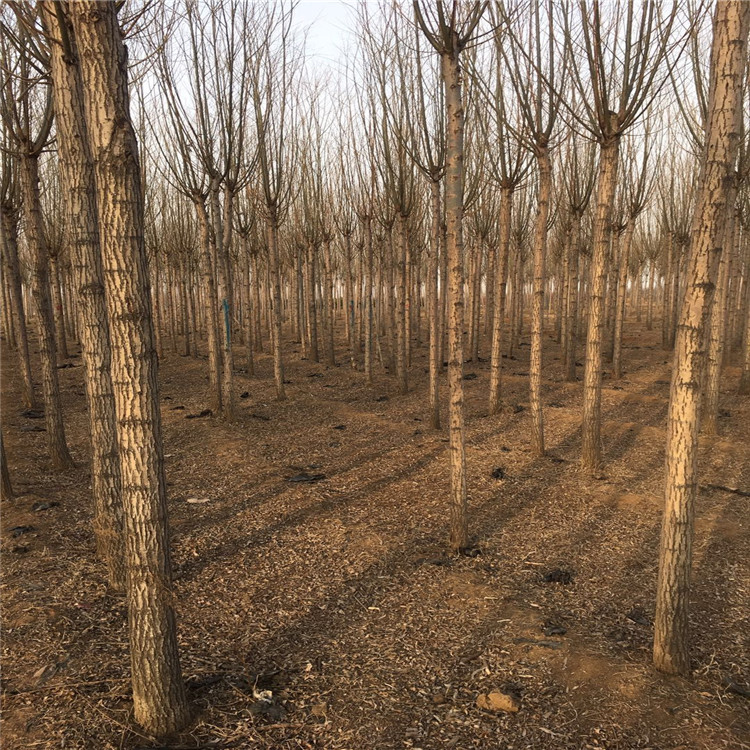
<box><xmin>1</xmin><ymin>322</ymin><xmax>749</xmax><ymax>749</ymax></box>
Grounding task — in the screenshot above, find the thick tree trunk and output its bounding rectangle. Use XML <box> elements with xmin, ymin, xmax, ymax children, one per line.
<box><xmin>21</xmin><ymin>154</ymin><xmax>75</xmax><ymax>471</ymax></box>
<box><xmin>442</xmin><ymin>48</ymin><xmax>468</xmax><ymax>553</ymax></box>
<box><xmin>489</xmin><ymin>186</ymin><xmax>512</xmax><ymax>413</ymax></box>
<box><xmin>654</xmin><ymin>0</ymin><xmax>750</xmax><ymax>676</ymax></box>
<box><xmin>70</xmin><ymin>1</ymin><xmax>190</xmax><ymax>732</ymax></box>
<box><xmin>43</xmin><ymin>0</ymin><xmax>126</xmax><ymax>588</ymax></box>
<box><xmin>581</xmin><ymin>136</ymin><xmax>620</xmax><ymax>474</ymax></box>
<box><xmin>703</xmin><ymin>199</ymin><xmax>736</xmax><ymax>434</ymax></box>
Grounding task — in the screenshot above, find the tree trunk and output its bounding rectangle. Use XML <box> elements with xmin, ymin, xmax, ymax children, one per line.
<box><xmin>49</xmin><ymin>253</ymin><xmax>69</xmax><ymax>361</ymax></box>
<box><xmin>581</xmin><ymin>136</ymin><xmax>620</xmax><ymax>474</ymax></box>
<box><xmin>428</xmin><ymin>179</ymin><xmax>441</xmax><ymax>429</ymax></box>
<box><xmin>365</xmin><ymin>216</ymin><xmax>374</xmax><ymax>383</ymax></box>
<box><xmin>21</xmin><ymin>154</ymin><xmax>75</xmax><ymax>471</ymax></box>
<box><xmin>0</xmin><ymin>205</ymin><xmax>36</xmax><ymax>408</ymax></box>
<box><xmin>43</xmin><ymin>0</ymin><xmax>126</xmax><ymax>588</ymax></box>
<box><xmin>267</xmin><ymin>217</ymin><xmax>286</xmax><ymax>400</ymax></box>
<box><xmin>322</xmin><ymin>238</ymin><xmax>336</xmax><ymax>366</ymax></box>
<box><xmin>530</xmin><ymin>149</ymin><xmax>551</xmax><ymax>456</ymax></box>
<box><xmin>193</xmin><ymin>197</ymin><xmax>223</xmax><ymax>413</ymax></box>
<box><xmin>442</xmin><ymin>48</ymin><xmax>468</xmax><ymax>553</ymax></box>
<box><xmin>396</xmin><ymin>215</ymin><xmax>408</xmax><ymax>393</ymax></box>
<box><xmin>209</xmin><ymin>179</ymin><xmax>235</xmax><ymax>421</ymax></box>
<box><xmin>489</xmin><ymin>186</ymin><xmax>513</xmax><ymax>413</ymax></box>
<box><xmin>70</xmin><ymin>1</ymin><xmax>190</xmax><ymax>731</ymax></box>
<box><xmin>654</xmin><ymin>0</ymin><xmax>750</xmax><ymax>676</ymax></box>
<box><xmin>613</xmin><ymin>219</ymin><xmax>637</xmax><ymax>379</ymax></box>
<box><xmin>564</xmin><ymin>214</ymin><xmax>581</xmax><ymax>382</ymax></box>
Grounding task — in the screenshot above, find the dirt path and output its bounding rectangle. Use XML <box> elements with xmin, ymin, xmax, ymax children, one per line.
<box><xmin>2</xmin><ymin>324</ymin><xmax>748</xmax><ymax>749</ymax></box>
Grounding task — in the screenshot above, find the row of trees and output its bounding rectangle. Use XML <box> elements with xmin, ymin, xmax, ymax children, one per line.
<box><xmin>1</xmin><ymin>0</ymin><xmax>748</xmax><ymax>736</ymax></box>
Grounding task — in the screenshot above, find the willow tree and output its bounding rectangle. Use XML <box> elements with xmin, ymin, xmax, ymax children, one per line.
<box><xmin>415</xmin><ymin>0</ymin><xmax>487</xmax><ymax>553</ymax></box>
<box><xmin>654</xmin><ymin>0</ymin><xmax>750</xmax><ymax>676</ymax></box>
<box><xmin>40</xmin><ymin>0</ymin><xmax>125</xmax><ymax>588</ymax></box>
<box><xmin>68</xmin><ymin>0</ymin><xmax>189</xmax><ymax>733</ymax></box>
<box><xmin>566</xmin><ymin>0</ymin><xmax>680</xmax><ymax>474</ymax></box>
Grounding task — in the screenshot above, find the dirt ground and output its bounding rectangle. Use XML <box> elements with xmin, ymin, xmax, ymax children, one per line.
<box><xmin>1</xmin><ymin>319</ymin><xmax>749</xmax><ymax>750</ymax></box>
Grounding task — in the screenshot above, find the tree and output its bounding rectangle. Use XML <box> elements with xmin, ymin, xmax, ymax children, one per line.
<box><xmin>653</xmin><ymin>0</ymin><xmax>750</xmax><ymax>677</ymax></box>
<box><xmin>0</xmin><ymin>11</ymin><xmax>74</xmax><ymax>470</ymax></box>
<box><xmin>67</xmin><ymin>0</ymin><xmax>190</xmax><ymax>732</ymax></box>
<box><xmin>40</xmin><ymin>0</ymin><xmax>126</xmax><ymax>588</ymax></box>
<box><xmin>565</xmin><ymin>0</ymin><xmax>680</xmax><ymax>474</ymax></box>
<box><xmin>414</xmin><ymin>0</ymin><xmax>487</xmax><ymax>553</ymax></box>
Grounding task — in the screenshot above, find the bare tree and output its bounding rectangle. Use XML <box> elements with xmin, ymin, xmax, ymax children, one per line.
<box><xmin>68</xmin><ymin>0</ymin><xmax>190</xmax><ymax>731</ymax></box>
<box><xmin>0</xmin><ymin>11</ymin><xmax>74</xmax><ymax>469</ymax></box>
<box><xmin>414</xmin><ymin>0</ymin><xmax>487</xmax><ymax>553</ymax></box>
<box><xmin>565</xmin><ymin>0</ymin><xmax>680</xmax><ymax>474</ymax></box>
<box><xmin>653</xmin><ymin>0</ymin><xmax>750</xmax><ymax>676</ymax></box>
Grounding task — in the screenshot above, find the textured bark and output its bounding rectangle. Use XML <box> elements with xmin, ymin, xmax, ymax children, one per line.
<box><xmin>654</xmin><ymin>0</ymin><xmax>750</xmax><ymax>677</ymax></box>
<box><xmin>703</xmin><ymin>200</ymin><xmax>736</xmax><ymax>434</ymax></box>
<box><xmin>0</xmin><ymin>205</ymin><xmax>36</xmax><ymax>408</ymax></box>
<box><xmin>489</xmin><ymin>187</ymin><xmax>512</xmax><ymax>413</ymax></box>
<box><xmin>69</xmin><ymin>1</ymin><xmax>190</xmax><ymax>732</ymax></box>
<box><xmin>42</xmin><ymin>0</ymin><xmax>126</xmax><ymax>588</ymax></box>
<box><xmin>442</xmin><ymin>48</ymin><xmax>468</xmax><ymax>553</ymax></box>
<box><xmin>21</xmin><ymin>154</ymin><xmax>75</xmax><ymax>471</ymax></box>
<box><xmin>529</xmin><ymin>150</ymin><xmax>551</xmax><ymax>456</ymax></box>
<box><xmin>581</xmin><ymin>137</ymin><xmax>620</xmax><ymax>474</ymax></box>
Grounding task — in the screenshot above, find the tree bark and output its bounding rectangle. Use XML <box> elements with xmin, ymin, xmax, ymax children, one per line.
<box><xmin>530</xmin><ymin>149</ymin><xmax>551</xmax><ymax>456</ymax></box>
<box><xmin>42</xmin><ymin>0</ymin><xmax>126</xmax><ymax>588</ymax></box>
<box><xmin>489</xmin><ymin>186</ymin><xmax>512</xmax><ymax>413</ymax></box>
<box><xmin>21</xmin><ymin>154</ymin><xmax>75</xmax><ymax>471</ymax></box>
<box><xmin>653</xmin><ymin>0</ymin><xmax>750</xmax><ymax>677</ymax></box>
<box><xmin>0</xmin><ymin>204</ymin><xmax>36</xmax><ymax>408</ymax></box>
<box><xmin>581</xmin><ymin>136</ymin><xmax>620</xmax><ymax>474</ymax></box>
<box><xmin>442</xmin><ymin>47</ymin><xmax>468</xmax><ymax>553</ymax></box>
<box><xmin>69</xmin><ymin>1</ymin><xmax>190</xmax><ymax>731</ymax></box>
<box><xmin>613</xmin><ymin>219</ymin><xmax>637</xmax><ymax>379</ymax></box>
